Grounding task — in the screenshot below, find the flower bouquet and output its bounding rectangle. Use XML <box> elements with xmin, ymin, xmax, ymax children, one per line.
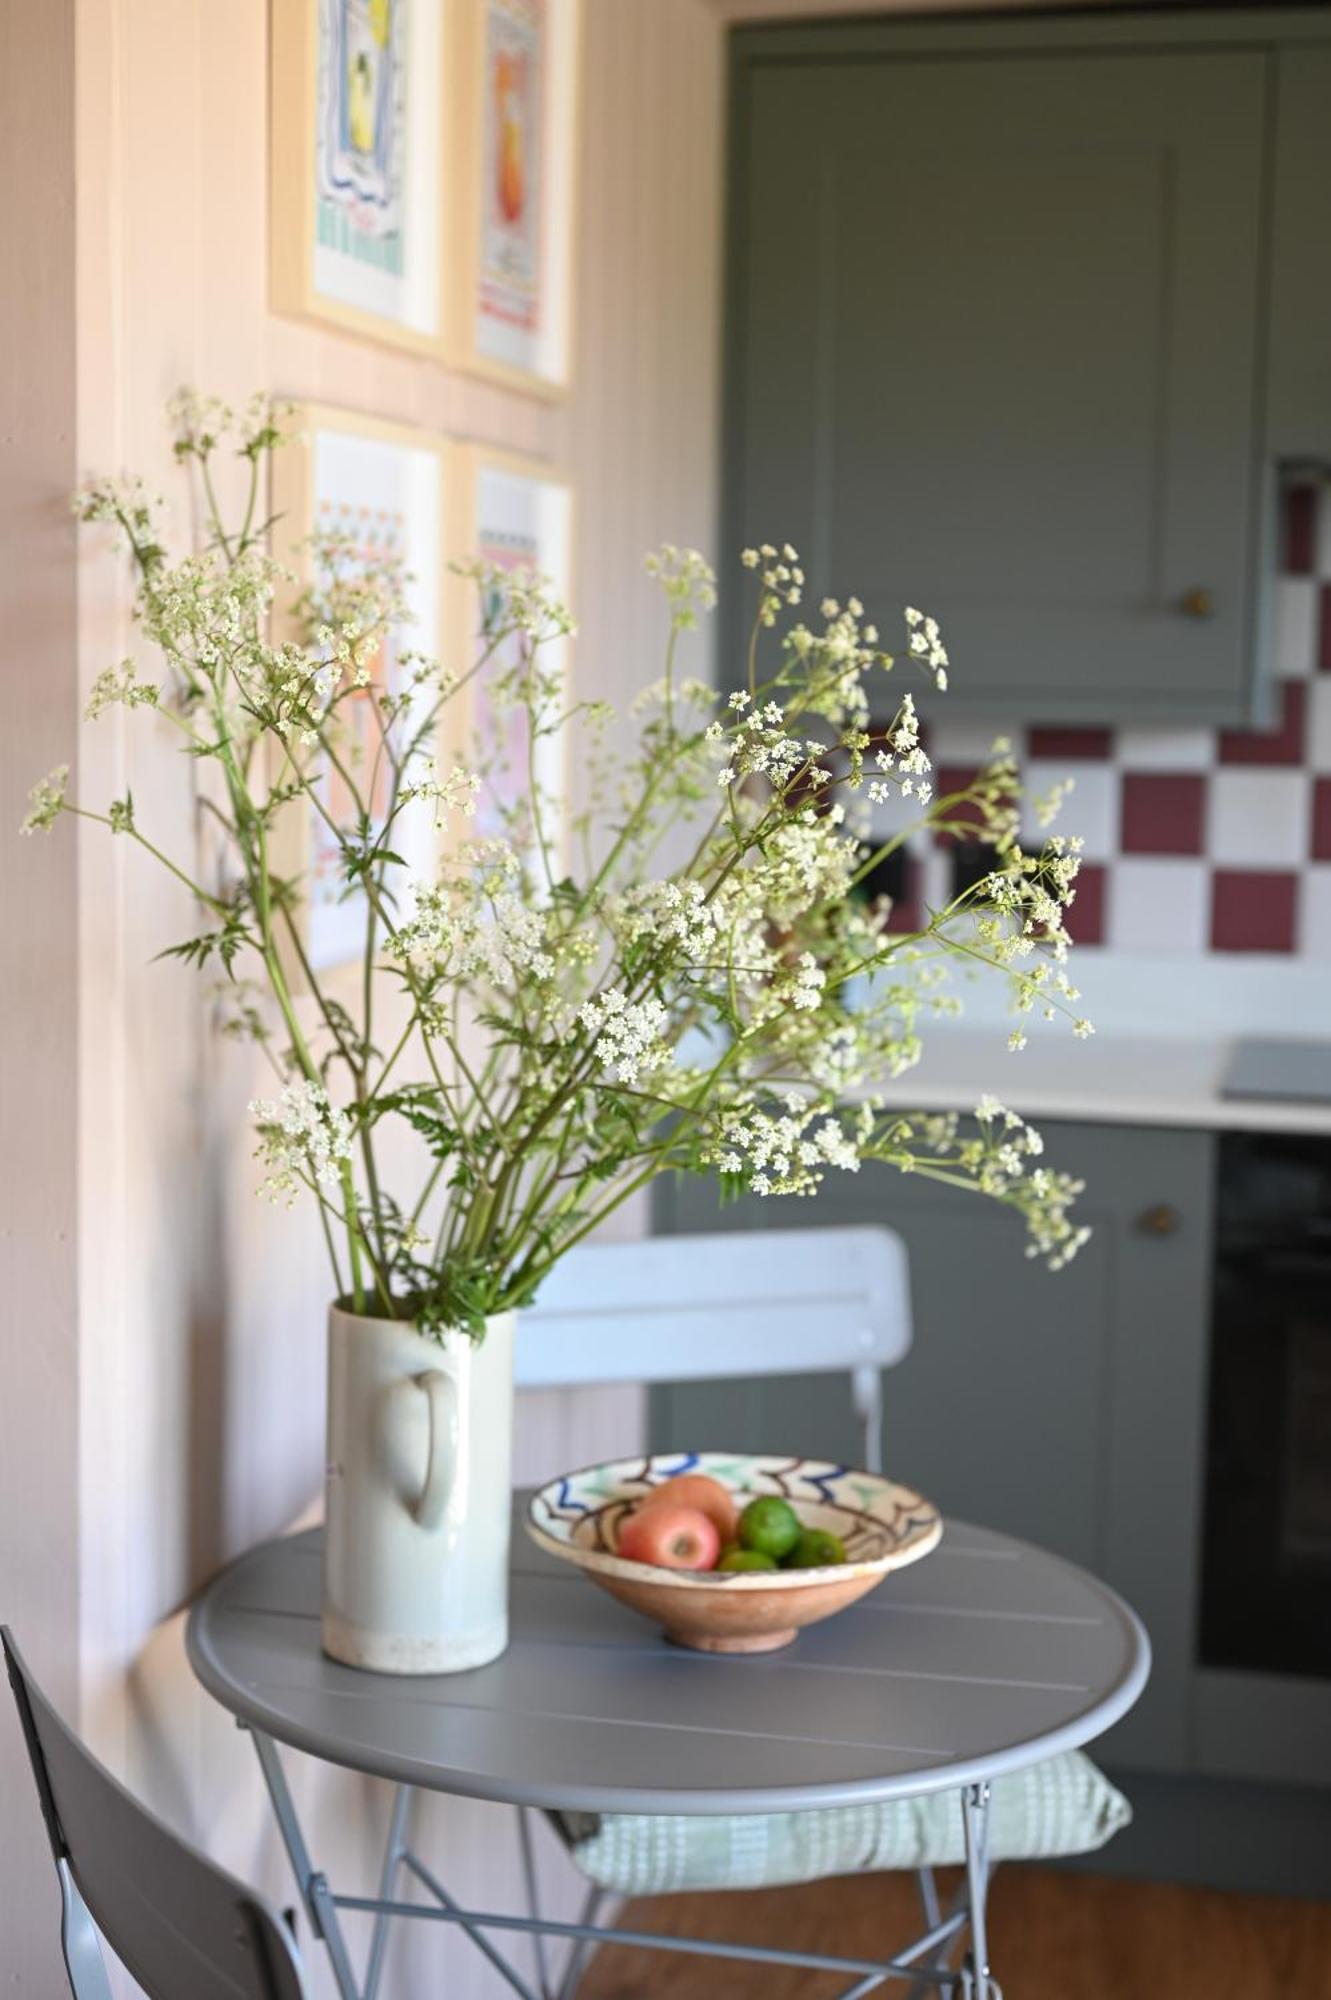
<box><xmin>23</xmin><ymin>394</ymin><xmax>1089</xmax><ymax>1669</ymax></box>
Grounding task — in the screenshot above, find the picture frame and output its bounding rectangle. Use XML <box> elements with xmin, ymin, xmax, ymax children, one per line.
<box><xmin>270</xmin><ymin>404</ymin><xmax>451</xmax><ymax>977</ymax></box>
<box><xmin>270</xmin><ymin>0</ymin><xmax>451</xmax><ymax>358</ymax></box>
<box><xmin>448</xmin><ymin>443</ymin><xmax>575</xmax><ymax>855</ymax></box>
<box><xmin>449</xmin><ymin>0</ymin><xmax>581</xmax><ymax>399</ymax></box>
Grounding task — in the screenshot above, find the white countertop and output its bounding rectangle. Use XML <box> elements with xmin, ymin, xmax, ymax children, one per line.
<box><xmin>873</xmin><ymin>1026</ymin><xmax>1331</xmax><ymax>1135</ymax></box>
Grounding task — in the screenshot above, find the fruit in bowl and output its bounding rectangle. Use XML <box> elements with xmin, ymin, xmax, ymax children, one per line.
<box><xmin>526</xmin><ymin>1452</ymin><xmax>942</xmax><ymax>1654</ymax></box>
<box><xmin>616</xmin><ymin>1501</ymin><xmax>721</xmax><ymax>1571</ymax></box>
<box><xmin>635</xmin><ymin>1472</ymin><xmax>739</xmax><ymax>1544</ymax></box>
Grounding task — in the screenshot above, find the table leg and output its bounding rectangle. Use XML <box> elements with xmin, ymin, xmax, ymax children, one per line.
<box><xmin>556</xmin><ymin>1883</ymin><xmax>608</xmax><ymax>2000</ymax></box>
<box><xmin>516</xmin><ymin>1806</ymin><xmax>554</xmax><ymax>2000</ymax></box>
<box><xmin>248</xmin><ymin>1726</ymin><xmax>361</xmax><ymax>2000</ymax></box>
<box><xmin>960</xmin><ymin>1781</ymin><xmax>1002</xmax><ymax>2000</ymax></box>
<box><xmin>362</xmin><ymin>1784</ymin><xmax>413</xmax><ymax>2000</ymax></box>
<box><xmin>905</xmin><ymin>1867</ymin><xmax>972</xmax><ymax>2000</ymax></box>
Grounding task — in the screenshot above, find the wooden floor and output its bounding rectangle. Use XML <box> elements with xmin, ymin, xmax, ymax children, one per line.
<box><xmin>577</xmin><ymin>1866</ymin><xmax>1331</xmax><ymax>1999</ymax></box>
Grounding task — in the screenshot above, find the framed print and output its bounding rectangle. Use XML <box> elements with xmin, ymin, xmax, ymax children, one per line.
<box><xmin>449</xmin><ymin>445</ymin><xmax>574</xmax><ymax>851</ymax></box>
<box><xmin>271</xmin><ymin>0</ymin><xmax>450</xmax><ymax>355</ymax></box>
<box><xmin>271</xmin><ymin>406</ymin><xmax>449</xmax><ymax>974</ymax></box>
<box><xmin>451</xmin><ymin>0</ymin><xmax>580</xmax><ymax>397</ymax></box>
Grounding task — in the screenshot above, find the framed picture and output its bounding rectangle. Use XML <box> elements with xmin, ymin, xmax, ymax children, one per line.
<box><xmin>271</xmin><ymin>406</ymin><xmax>449</xmax><ymax>975</ymax></box>
<box><xmin>451</xmin><ymin>0</ymin><xmax>581</xmax><ymax>397</ymax></box>
<box><xmin>449</xmin><ymin>445</ymin><xmax>575</xmax><ymax>853</ymax></box>
<box><xmin>270</xmin><ymin>0</ymin><xmax>450</xmax><ymax>356</ymax></box>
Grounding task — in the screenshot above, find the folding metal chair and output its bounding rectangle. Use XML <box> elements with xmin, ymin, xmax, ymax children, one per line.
<box><xmin>515</xmin><ymin>1223</ymin><xmax>942</xmax><ymax>1995</ymax></box>
<box><xmin>3</xmin><ymin>1625</ymin><xmax>310</xmax><ymax>2000</ymax></box>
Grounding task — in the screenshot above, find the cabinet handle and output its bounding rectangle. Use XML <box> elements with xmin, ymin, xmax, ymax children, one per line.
<box><xmin>1136</xmin><ymin>1203</ymin><xmax>1180</xmax><ymax>1237</ymax></box>
<box><xmin>1179</xmin><ymin>588</ymin><xmax>1215</xmax><ymax>619</ymax></box>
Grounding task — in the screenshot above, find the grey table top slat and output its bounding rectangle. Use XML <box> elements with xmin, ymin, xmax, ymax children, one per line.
<box><xmin>185</xmin><ymin>1502</ymin><xmax>1149</xmax><ymax>1816</ymax></box>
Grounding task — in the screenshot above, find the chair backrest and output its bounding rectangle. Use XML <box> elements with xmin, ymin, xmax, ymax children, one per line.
<box><xmin>515</xmin><ymin>1226</ymin><xmax>911</xmax><ymax>1468</ymax></box>
<box><xmin>3</xmin><ymin>1627</ymin><xmax>308</xmax><ymax>2000</ymax></box>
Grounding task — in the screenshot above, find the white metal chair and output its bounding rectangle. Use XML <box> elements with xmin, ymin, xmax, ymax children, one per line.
<box><xmin>515</xmin><ymin>1223</ymin><xmax>928</xmax><ymax>1992</ymax></box>
<box><xmin>3</xmin><ymin>1626</ymin><xmax>310</xmax><ymax>2000</ymax></box>
<box><xmin>514</xmin><ymin>1224</ymin><xmax>1130</xmax><ymax>2000</ymax></box>
<box><xmin>516</xmin><ymin>1222</ymin><xmax>907</xmax><ymax>1471</ymax></box>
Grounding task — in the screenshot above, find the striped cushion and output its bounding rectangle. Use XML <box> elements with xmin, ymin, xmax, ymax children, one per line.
<box><xmin>558</xmin><ymin>1752</ymin><xmax>1130</xmax><ymax>1896</ymax></box>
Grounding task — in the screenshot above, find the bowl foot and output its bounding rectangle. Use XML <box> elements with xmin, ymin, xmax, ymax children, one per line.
<box><xmin>666</xmin><ymin>1627</ymin><xmax>798</xmax><ymax>1655</ymax></box>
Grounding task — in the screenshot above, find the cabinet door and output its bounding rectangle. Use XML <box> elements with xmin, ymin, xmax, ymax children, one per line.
<box><xmin>654</xmin><ymin>1119</ymin><xmax>1215</xmax><ymax>1773</ymax></box>
<box><xmin>726</xmin><ymin>43</ymin><xmax>1269</xmax><ymax>721</ymax></box>
<box><xmin>1266</xmin><ymin>48</ymin><xmax>1331</xmax><ymax>461</ymax></box>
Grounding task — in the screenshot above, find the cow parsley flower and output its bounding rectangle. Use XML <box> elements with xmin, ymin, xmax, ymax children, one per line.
<box><xmin>249</xmin><ymin>1080</ymin><xmax>353</xmax><ymax>1204</ymax></box>
<box><xmin>85</xmin><ymin>660</ymin><xmax>160</xmax><ymax>721</ymax></box>
<box><xmin>579</xmin><ymin>990</ymin><xmax>672</xmax><ymax>1085</ymax></box>
<box><xmin>644</xmin><ymin>545</ymin><xmax>718</xmax><ymax>629</ymax></box>
<box><xmin>20</xmin><ymin>765</ymin><xmax>69</xmax><ymax>835</ymax></box>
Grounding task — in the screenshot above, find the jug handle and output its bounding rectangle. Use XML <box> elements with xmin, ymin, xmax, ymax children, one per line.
<box><xmin>410</xmin><ymin>1369</ymin><xmax>457</xmax><ymax>1530</ymax></box>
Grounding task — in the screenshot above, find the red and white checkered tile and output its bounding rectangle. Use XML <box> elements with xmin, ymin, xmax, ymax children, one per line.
<box><xmin>917</xmin><ymin>478</ymin><xmax>1331</xmax><ymax>955</ymax></box>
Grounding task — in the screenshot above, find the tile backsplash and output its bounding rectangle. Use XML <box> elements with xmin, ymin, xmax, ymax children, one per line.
<box><xmin>909</xmin><ymin>479</ymin><xmax>1331</xmax><ymax>956</ymax></box>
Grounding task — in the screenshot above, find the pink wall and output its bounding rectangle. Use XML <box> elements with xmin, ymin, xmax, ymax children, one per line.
<box><xmin>0</xmin><ymin>2</ymin><xmax>724</xmax><ymax>1993</ymax></box>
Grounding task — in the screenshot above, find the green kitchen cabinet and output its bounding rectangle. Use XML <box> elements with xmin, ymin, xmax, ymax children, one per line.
<box><xmin>652</xmin><ymin>1119</ymin><xmax>1216</xmax><ymax>1776</ymax></box>
<box><xmin>723</xmin><ymin>10</ymin><xmax>1331</xmax><ymax>724</ymax></box>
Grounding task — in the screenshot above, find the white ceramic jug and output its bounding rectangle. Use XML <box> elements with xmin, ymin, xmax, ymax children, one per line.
<box><xmin>322</xmin><ymin>1303</ymin><xmax>514</xmax><ymax>1674</ymax></box>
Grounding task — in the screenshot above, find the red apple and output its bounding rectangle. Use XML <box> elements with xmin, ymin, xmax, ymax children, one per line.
<box><xmin>617</xmin><ymin>1503</ymin><xmax>721</xmax><ymax>1571</ymax></box>
<box><xmin>637</xmin><ymin>1474</ymin><xmax>738</xmax><ymax>1543</ymax></box>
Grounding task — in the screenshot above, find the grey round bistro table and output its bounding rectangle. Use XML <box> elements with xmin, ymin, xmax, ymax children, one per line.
<box><xmin>186</xmin><ymin>1499</ymin><xmax>1149</xmax><ymax>2000</ymax></box>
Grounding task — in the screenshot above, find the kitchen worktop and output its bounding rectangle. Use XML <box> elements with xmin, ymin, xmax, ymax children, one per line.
<box><xmin>859</xmin><ymin>948</ymin><xmax>1331</xmax><ymax>1134</ymax></box>
<box><xmin>874</xmin><ymin>1026</ymin><xmax>1331</xmax><ymax>1135</ymax></box>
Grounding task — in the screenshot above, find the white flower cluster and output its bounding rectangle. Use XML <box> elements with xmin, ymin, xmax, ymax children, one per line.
<box><xmin>630</xmin><ymin>675</ymin><xmax>714</xmax><ymax>719</ymax></box>
<box><xmin>399</xmin><ymin>766</ymin><xmax>481</xmax><ymax>831</ymax></box>
<box><xmin>73</xmin><ymin>474</ymin><xmax>163</xmax><ymax>543</ymax></box>
<box><xmin>965</xmin><ymin>1095</ymin><xmax>1089</xmax><ymax>1269</ymax></box>
<box><xmin>462</xmin><ymin>558</ymin><xmax>576</xmax><ymax>643</ymax></box>
<box><xmin>713</xmin><ymin>695</ymin><xmax>809</xmax><ymax>790</ymax></box>
<box><xmin>20</xmin><ymin>765</ymin><xmax>69</xmax><ymax>836</ymax></box>
<box><xmin>868</xmin><ymin>691</ymin><xmax>932</xmax><ymax>806</ymax></box>
<box><xmin>783</xmin><ymin>596</ymin><xmax>885</xmax><ymax>731</ymax></box>
<box><xmin>644</xmin><ymin>545</ymin><xmax>718</xmax><ymax>630</ymax></box>
<box><xmin>740</xmin><ymin>541</ymin><xmax>804</xmax><ymax>624</ymax></box>
<box><xmin>391</xmin><ymin>883</ymin><xmax>554</xmax><ymax>984</ymax></box>
<box><xmin>905</xmin><ymin>606</ymin><xmax>949</xmax><ymax>690</ymax></box>
<box><xmin>85</xmin><ymin>659</ymin><xmax>160</xmax><ymax>722</ymax></box>
<box><xmin>249</xmin><ymin>1079</ymin><xmax>353</xmax><ymax>1205</ymax></box>
<box><xmin>751</xmin><ymin>950</ymin><xmax>826</xmax><ymax>1026</ymax></box>
<box><xmin>168</xmin><ymin>387</ymin><xmax>296</xmax><ymax>459</ymax></box>
<box><xmin>578</xmin><ymin>990</ymin><xmax>673</xmax><ymax>1085</ymax></box>
<box><xmin>710</xmin><ymin>1094</ymin><xmax>863</xmax><ymax>1197</ymax></box>
<box><xmin>614</xmin><ymin>879</ymin><xmax>719</xmax><ymax>961</ymax></box>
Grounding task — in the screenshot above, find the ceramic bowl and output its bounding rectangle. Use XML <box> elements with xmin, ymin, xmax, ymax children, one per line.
<box><xmin>525</xmin><ymin>1451</ymin><xmax>943</xmax><ymax>1653</ymax></box>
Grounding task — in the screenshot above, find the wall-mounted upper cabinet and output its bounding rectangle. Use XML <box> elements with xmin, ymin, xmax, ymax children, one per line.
<box><xmin>723</xmin><ymin>11</ymin><xmax>1331</xmax><ymax>725</ymax></box>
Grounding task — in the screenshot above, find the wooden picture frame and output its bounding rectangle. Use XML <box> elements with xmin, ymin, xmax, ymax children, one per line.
<box><xmin>448</xmin><ymin>0</ymin><xmax>581</xmax><ymax>399</ymax></box>
<box><xmin>270</xmin><ymin>404</ymin><xmax>451</xmax><ymax>977</ymax></box>
<box><xmin>448</xmin><ymin>443</ymin><xmax>576</xmax><ymax>855</ymax></box>
<box><xmin>270</xmin><ymin>0</ymin><xmax>452</xmax><ymax>358</ymax></box>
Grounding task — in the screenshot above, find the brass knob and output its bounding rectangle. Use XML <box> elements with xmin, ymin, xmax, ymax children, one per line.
<box><xmin>1180</xmin><ymin>588</ymin><xmax>1215</xmax><ymax>619</ymax></box>
<box><xmin>1136</xmin><ymin>1203</ymin><xmax>1180</xmax><ymax>1237</ymax></box>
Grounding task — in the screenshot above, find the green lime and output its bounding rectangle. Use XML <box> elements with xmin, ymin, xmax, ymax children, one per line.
<box><xmin>737</xmin><ymin>1495</ymin><xmax>801</xmax><ymax>1560</ymax></box>
<box><xmin>717</xmin><ymin>1546</ymin><xmax>778</xmax><ymax>1573</ymax></box>
<box><xmin>782</xmin><ymin>1528</ymin><xmax>847</xmax><ymax>1569</ymax></box>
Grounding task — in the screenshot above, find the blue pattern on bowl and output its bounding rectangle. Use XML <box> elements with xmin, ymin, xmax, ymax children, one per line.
<box><xmin>526</xmin><ymin>1451</ymin><xmax>942</xmax><ymax>1591</ymax></box>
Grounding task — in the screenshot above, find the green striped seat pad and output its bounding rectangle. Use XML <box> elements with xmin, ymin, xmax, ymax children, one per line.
<box><xmin>558</xmin><ymin>1752</ymin><xmax>1130</xmax><ymax>1896</ymax></box>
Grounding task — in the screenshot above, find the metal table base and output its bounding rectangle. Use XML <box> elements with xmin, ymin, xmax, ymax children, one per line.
<box><xmin>247</xmin><ymin>1721</ymin><xmax>1001</xmax><ymax>1999</ymax></box>
<box><xmin>188</xmin><ymin>1510</ymin><xmax>1148</xmax><ymax>2000</ymax></box>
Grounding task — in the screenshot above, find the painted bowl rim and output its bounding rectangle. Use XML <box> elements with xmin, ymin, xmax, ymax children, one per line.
<box><xmin>524</xmin><ymin>1450</ymin><xmax>943</xmax><ymax>1593</ymax></box>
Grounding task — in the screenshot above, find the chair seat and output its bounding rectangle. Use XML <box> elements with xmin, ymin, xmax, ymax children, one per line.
<box><xmin>555</xmin><ymin>1751</ymin><xmax>1130</xmax><ymax>1896</ymax></box>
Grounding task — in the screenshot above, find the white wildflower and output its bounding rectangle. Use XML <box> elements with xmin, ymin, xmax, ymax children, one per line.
<box><xmin>20</xmin><ymin>765</ymin><xmax>69</xmax><ymax>835</ymax></box>
<box><xmin>249</xmin><ymin>1080</ymin><xmax>353</xmax><ymax>1204</ymax></box>
<box><xmin>85</xmin><ymin>660</ymin><xmax>160</xmax><ymax>721</ymax></box>
<box><xmin>578</xmin><ymin>990</ymin><xmax>673</xmax><ymax>1086</ymax></box>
